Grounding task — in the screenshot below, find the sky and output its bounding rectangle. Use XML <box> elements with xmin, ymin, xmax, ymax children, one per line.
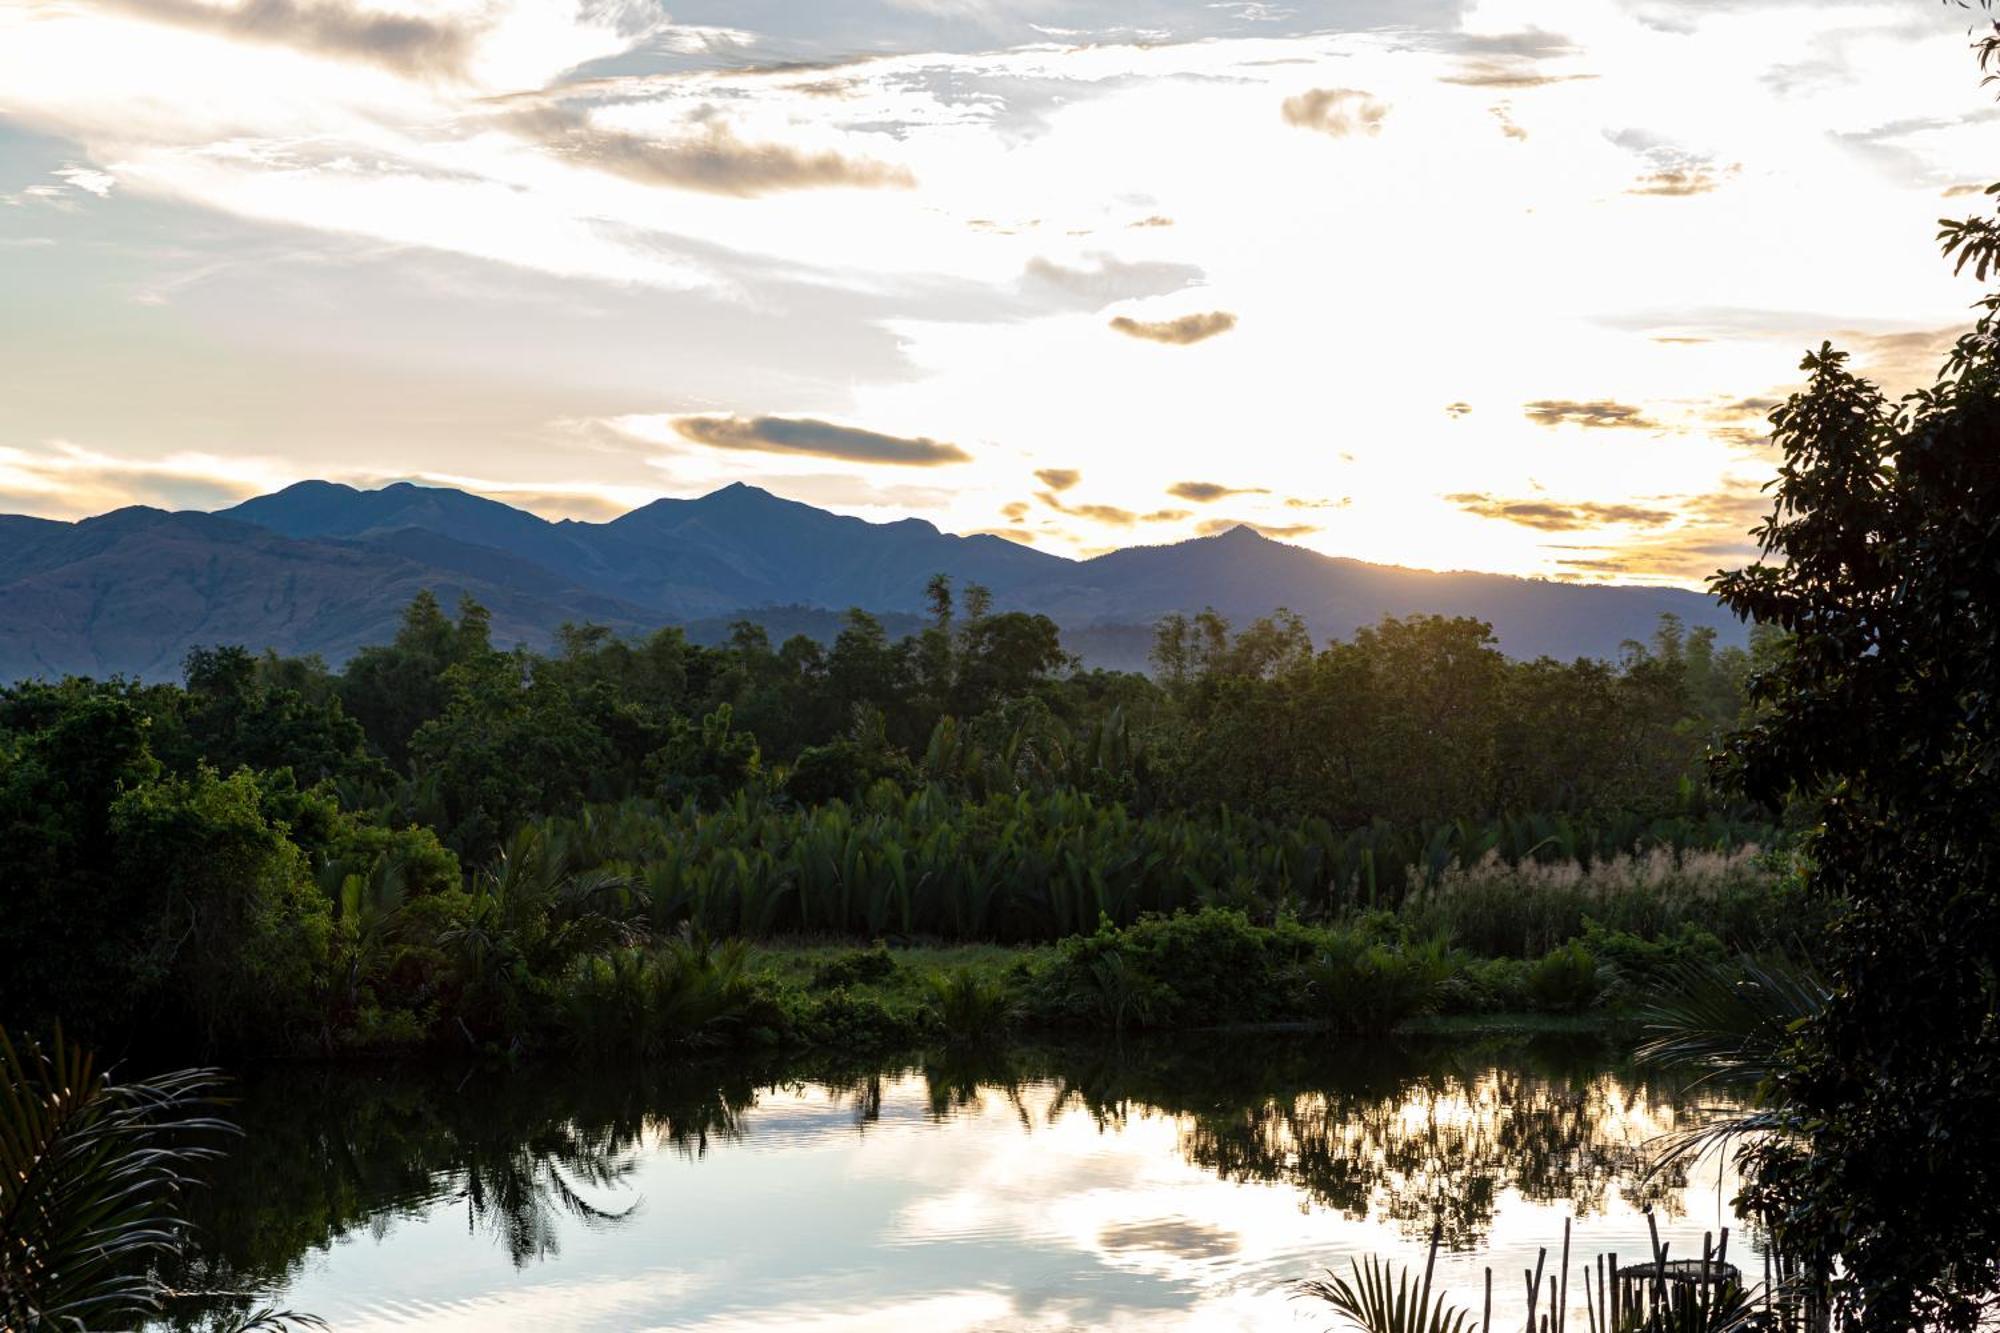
<box><xmin>1</xmin><ymin>0</ymin><xmax>1995</xmax><ymax>586</ymax></box>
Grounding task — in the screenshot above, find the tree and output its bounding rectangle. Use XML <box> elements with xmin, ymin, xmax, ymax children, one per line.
<box><xmin>1710</xmin><ymin>127</ymin><xmax>2000</xmax><ymax>1323</ymax></box>
<box><xmin>339</xmin><ymin>592</ymin><xmax>497</xmax><ymax>765</ymax></box>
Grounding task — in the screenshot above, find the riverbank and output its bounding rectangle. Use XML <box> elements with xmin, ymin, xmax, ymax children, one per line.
<box><xmin>544</xmin><ymin>908</ymin><xmax>1709</xmax><ymax>1060</ymax></box>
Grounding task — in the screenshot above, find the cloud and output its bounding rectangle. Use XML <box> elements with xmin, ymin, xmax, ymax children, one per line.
<box><xmin>1446</xmin><ymin>30</ymin><xmax>1578</xmax><ymax>59</ymax></box>
<box><xmin>1281</xmin><ymin>88</ymin><xmax>1389</xmax><ymax>137</ymax></box>
<box><xmin>1000</xmin><ymin>500</ymin><xmax>1031</xmax><ymax>521</ymax></box>
<box><xmin>1446</xmin><ymin>492</ymin><xmax>1677</xmax><ymax>531</ymax></box>
<box><xmin>510</xmin><ymin>107</ymin><xmax>916</xmax><ymax>197</ymax></box>
<box><xmin>1713</xmin><ymin>396</ymin><xmax>1782</xmax><ymax>419</ymax></box>
<box><xmin>671</xmin><ymin>415</ymin><xmax>970</xmax><ymax>465</ymax></box>
<box><xmin>1168</xmin><ymin>480</ymin><xmax>1267</xmax><ymax>502</ymax></box>
<box><xmin>1628</xmin><ymin>166</ymin><xmax>1737</xmax><ymax>197</ymax></box>
<box><xmin>972</xmin><ymin>527</ymin><xmax>1038</xmax><ymax>543</ymax></box>
<box><xmin>1285</xmin><ymin>496</ymin><xmax>1349</xmax><ymax>510</ymax></box>
<box><xmin>1129</xmin><ymin>214</ymin><xmax>1175</xmax><ymax>227</ymax></box>
<box><xmin>1099</xmin><ymin>1219</ymin><xmax>1239</xmax><ymax>1260</ymax></box>
<box><xmin>1438</xmin><ymin>62</ymin><xmax>1593</xmax><ymax>88</ymax></box>
<box><xmin>1108</xmin><ymin>311</ymin><xmax>1238</xmax><ymax>345</ymax></box>
<box><xmin>1490</xmin><ymin>106</ymin><xmax>1528</xmax><ymax>141</ymax></box>
<box><xmin>1034</xmin><ymin>468</ymin><xmax>1081</xmax><ymax>491</ymax></box>
<box><xmin>1943</xmin><ymin>183</ymin><xmax>1994</xmax><ymax>198</ymax></box>
<box><xmin>51</xmin><ymin>165</ymin><xmax>115</xmax><ymax>198</ymax></box>
<box><xmin>1445</xmin><ymin>401</ymin><xmax>1472</xmax><ymax>418</ymax></box>
<box><xmin>0</xmin><ymin>443</ymin><xmax>288</xmax><ymax>519</ymax></box>
<box><xmin>1035</xmin><ymin>491</ymin><xmax>1187</xmax><ymax>526</ymax></box>
<box><xmin>1196</xmin><ymin>518</ymin><xmax>1317</xmax><ymax>538</ymax></box>
<box><xmin>1043</xmin><ymin>496</ymin><xmax>1139</xmax><ymax>525</ymax></box>
<box><xmin>1838</xmin><ymin>326</ymin><xmax>1963</xmax><ymax>392</ymax></box>
<box><xmin>1022</xmin><ymin>255</ymin><xmax>1203</xmax><ymax>305</ymax></box>
<box><xmin>1523</xmin><ymin>399</ymin><xmax>1660</xmax><ymax>429</ymax></box>
<box><xmin>1543</xmin><ymin>486</ymin><xmax>1773</xmax><ymax>583</ymax></box>
<box><xmin>103</xmin><ymin>0</ymin><xmax>480</xmax><ymax>78</ymax></box>
<box><xmin>454</xmin><ymin>487</ymin><xmax>634</xmax><ymax>522</ymax></box>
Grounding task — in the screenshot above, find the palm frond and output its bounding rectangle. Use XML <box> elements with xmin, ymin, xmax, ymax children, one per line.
<box><xmin>0</xmin><ymin>1026</ymin><xmax>234</xmax><ymax>1330</ymax></box>
<box><xmin>1296</xmin><ymin>1244</ymin><xmax>1477</xmax><ymax>1333</ymax></box>
<box><xmin>1635</xmin><ymin>956</ymin><xmax>1828</xmax><ymax>1093</ymax></box>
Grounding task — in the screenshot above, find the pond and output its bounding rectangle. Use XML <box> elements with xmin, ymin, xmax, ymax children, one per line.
<box><xmin>155</xmin><ymin>1034</ymin><xmax>1757</xmax><ymax>1331</ymax></box>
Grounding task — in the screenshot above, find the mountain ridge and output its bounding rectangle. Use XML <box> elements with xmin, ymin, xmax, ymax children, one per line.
<box><xmin>0</xmin><ymin>481</ymin><xmax>1749</xmax><ymax>680</ymax></box>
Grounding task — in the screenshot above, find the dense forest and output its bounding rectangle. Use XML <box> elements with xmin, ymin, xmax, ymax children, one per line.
<box><xmin>0</xmin><ymin>584</ymin><xmax>1790</xmax><ymax>1058</ymax></box>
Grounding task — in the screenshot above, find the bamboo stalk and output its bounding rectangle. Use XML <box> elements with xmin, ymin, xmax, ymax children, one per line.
<box><xmin>1558</xmin><ymin>1218</ymin><xmax>1571</xmax><ymax>1333</ymax></box>
<box><xmin>1421</xmin><ymin>1220</ymin><xmax>1441</xmax><ymax>1327</ymax></box>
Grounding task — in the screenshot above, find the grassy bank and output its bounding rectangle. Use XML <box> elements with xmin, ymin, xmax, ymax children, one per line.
<box><xmin>530</xmin><ymin>901</ymin><xmax>1775</xmax><ymax>1062</ymax></box>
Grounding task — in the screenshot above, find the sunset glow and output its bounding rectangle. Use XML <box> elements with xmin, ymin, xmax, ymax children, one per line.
<box><xmin>3</xmin><ymin>0</ymin><xmax>1991</xmax><ymax>583</ymax></box>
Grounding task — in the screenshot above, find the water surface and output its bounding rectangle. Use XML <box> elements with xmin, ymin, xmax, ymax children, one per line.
<box><xmin>160</xmin><ymin>1035</ymin><xmax>1757</xmax><ymax>1331</ymax></box>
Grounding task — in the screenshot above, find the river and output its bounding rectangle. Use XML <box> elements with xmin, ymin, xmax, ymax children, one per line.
<box><xmin>152</xmin><ymin>1032</ymin><xmax>1756</xmax><ymax>1331</ymax></box>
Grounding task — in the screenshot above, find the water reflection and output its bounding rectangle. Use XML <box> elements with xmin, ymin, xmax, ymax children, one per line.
<box><xmin>155</xmin><ymin>1035</ymin><xmax>1738</xmax><ymax>1332</ymax></box>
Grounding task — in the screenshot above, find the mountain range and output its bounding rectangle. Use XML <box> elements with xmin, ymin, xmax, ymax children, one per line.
<box><xmin>0</xmin><ymin>480</ymin><xmax>1748</xmax><ymax>680</ymax></box>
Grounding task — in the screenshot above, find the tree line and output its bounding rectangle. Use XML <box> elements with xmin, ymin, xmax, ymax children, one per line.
<box><xmin>0</xmin><ymin>587</ymin><xmax>1777</xmax><ymax>1055</ymax></box>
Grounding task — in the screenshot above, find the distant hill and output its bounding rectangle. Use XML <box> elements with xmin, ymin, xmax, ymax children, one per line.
<box><xmin>0</xmin><ymin>481</ymin><xmax>1748</xmax><ymax>681</ymax></box>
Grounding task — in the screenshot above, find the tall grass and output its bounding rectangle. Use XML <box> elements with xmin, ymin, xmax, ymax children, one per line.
<box><xmin>517</xmin><ymin>790</ymin><xmax>1781</xmax><ymax>947</ymax></box>
<box><xmin>1400</xmin><ymin>847</ymin><xmax>1796</xmax><ymax>959</ymax></box>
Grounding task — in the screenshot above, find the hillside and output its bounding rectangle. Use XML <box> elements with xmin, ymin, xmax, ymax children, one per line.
<box><xmin>0</xmin><ymin>482</ymin><xmax>1748</xmax><ymax>680</ymax></box>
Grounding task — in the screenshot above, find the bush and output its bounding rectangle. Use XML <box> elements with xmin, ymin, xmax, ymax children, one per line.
<box><xmin>927</xmin><ymin>968</ymin><xmax>1017</xmax><ymax>1046</ymax></box>
<box><xmin>809</xmin><ymin>942</ymin><xmax>899</xmax><ymax>991</ymax></box>
<box><xmin>1524</xmin><ymin>940</ymin><xmax>1601</xmax><ymax>1013</ymax></box>
<box><xmin>557</xmin><ymin>935</ymin><xmax>772</xmax><ymax>1059</ymax></box>
<box><xmin>1030</xmin><ymin>909</ymin><xmax>1301</xmax><ymax>1030</ymax></box>
<box><xmin>1305</xmin><ymin>934</ymin><xmax>1454</xmax><ymax>1034</ymax></box>
<box><xmin>786</xmin><ymin>988</ymin><xmax>926</xmax><ymax>1049</ymax></box>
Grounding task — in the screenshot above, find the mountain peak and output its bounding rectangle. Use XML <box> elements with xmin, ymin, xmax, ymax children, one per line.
<box><xmin>2</xmin><ymin>477</ymin><xmax>1750</xmax><ymax>680</ymax></box>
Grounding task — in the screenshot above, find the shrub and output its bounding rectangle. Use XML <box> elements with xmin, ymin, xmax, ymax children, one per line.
<box><xmin>1524</xmin><ymin>940</ymin><xmax>1601</xmax><ymax>1013</ymax></box>
<box><xmin>1031</xmin><ymin>909</ymin><xmax>1290</xmax><ymax>1030</ymax></box>
<box><xmin>809</xmin><ymin>942</ymin><xmax>899</xmax><ymax>991</ymax></box>
<box><xmin>787</xmin><ymin>988</ymin><xmax>926</xmax><ymax>1050</ymax></box>
<box><xmin>558</xmin><ymin>934</ymin><xmax>769</xmax><ymax>1059</ymax></box>
<box><xmin>926</xmin><ymin>968</ymin><xmax>1017</xmax><ymax>1046</ymax></box>
<box><xmin>1307</xmin><ymin>933</ymin><xmax>1454</xmax><ymax>1035</ymax></box>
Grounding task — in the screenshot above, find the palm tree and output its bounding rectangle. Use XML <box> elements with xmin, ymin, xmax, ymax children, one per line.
<box><xmin>0</xmin><ymin>1026</ymin><xmax>321</xmax><ymax>1331</ymax></box>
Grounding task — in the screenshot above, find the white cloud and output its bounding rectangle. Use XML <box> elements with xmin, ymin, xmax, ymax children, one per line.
<box><xmin>0</xmin><ymin>0</ymin><xmax>1988</xmax><ymax>582</ymax></box>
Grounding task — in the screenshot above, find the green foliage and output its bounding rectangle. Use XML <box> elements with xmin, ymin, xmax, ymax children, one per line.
<box><xmin>0</xmin><ymin>572</ymin><xmax>1785</xmax><ymax>1063</ymax></box>
<box><xmin>111</xmin><ymin>767</ymin><xmax>337</xmax><ymax>1051</ymax></box>
<box><xmin>507</xmin><ymin>789</ymin><xmax>1779</xmax><ymax>948</ymax></box>
<box><xmin>648</xmin><ymin>704</ymin><xmax>762</xmax><ymax>809</ymax></box>
<box><xmin>1035</xmin><ymin>909</ymin><xmax>1300</xmax><ymax>1029</ymax></box>
<box><xmin>1701</xmin><ymin>94</ymin><xmax>2000</xmax><ymax>1324</ymax></box>
<box><xmin>925</xmin><ymin>968</ymin><xmax>1017</xmax><ymax>1045</ymax></box>
<box><xmin>1305</xmin><ymin>934</ymin><xmax>1454</xmax><ymax>1036</ymax></box>
<box><xmin>809</xmin><ymin>942</ymin><xmax>899</xmax><ymax>991</ymax></box>
<box><xmin>0</xmin><ymin>1028</ymin><xmax>241</xmax><ymax>1331</ymax></box>
<box><xmin>1523</xmin><ymin>940</ymin><xmax>1601</xmax><ymax>1014</ymax></box>
<box><xmin>557</xmin><ymin>934</ymin><xmax>770</xmax><ymax>1059</ymax></box>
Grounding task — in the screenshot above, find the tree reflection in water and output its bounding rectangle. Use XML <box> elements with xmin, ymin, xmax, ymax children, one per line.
<box><xmin>155</xmin><ymin>1035</ymin><xmax>1714</xmax><ymax>1328</ymax></box>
